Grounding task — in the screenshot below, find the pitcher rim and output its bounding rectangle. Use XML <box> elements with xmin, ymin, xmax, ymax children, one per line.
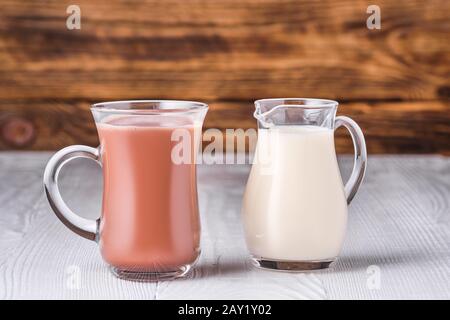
<box><xmin>255</xmin><ymin>98</ymin><xmax>338</xmax><ymax>109</ymax></box>
<box><xmin>91</xmin><ymin>100</ymin><xmax>208</xmax><ymax>114</ymax></box>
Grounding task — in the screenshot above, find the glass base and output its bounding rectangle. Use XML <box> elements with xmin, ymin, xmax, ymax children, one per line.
<box><xmin>251</xmin><ymin>256</ymin><xmax>336</xmax><ymax>272</ymax></box>
<box><xmin>110</xmin><ymin>264</ymin><xmax>192</xmax><ymax>282</ymax></box>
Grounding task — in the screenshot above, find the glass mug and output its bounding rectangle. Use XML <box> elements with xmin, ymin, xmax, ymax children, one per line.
<box><xmin>44</xmin><ymin>100</ymin><xmax>208</xmax><ymax>281</ymax></box>
<box><xmin>242</xmin><ymin>98</ymin><xmax>367</xmax><ymax>271</ymax></box>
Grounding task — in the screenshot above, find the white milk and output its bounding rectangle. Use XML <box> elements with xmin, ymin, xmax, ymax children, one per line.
<box><xmin>242</xmin><ymin>126</ymin><xmax>348</xmax><ymax>261</ymax></box>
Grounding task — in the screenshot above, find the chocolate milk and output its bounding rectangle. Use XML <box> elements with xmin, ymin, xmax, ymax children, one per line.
<box><xmin>97</xmin><ymin>116</ymin><xmax>200</xmax><ymax>271</ymax></box>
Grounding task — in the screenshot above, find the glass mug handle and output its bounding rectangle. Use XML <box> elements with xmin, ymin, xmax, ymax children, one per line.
<box><xmin>43</xmin><ymin>145</ymin><xmax>100</xmax><ymax>241</ymax></box>
<box><xmin>334</xmin><ymin>116</ymin><xmax>367</xmax><ymax>204</ymax></box>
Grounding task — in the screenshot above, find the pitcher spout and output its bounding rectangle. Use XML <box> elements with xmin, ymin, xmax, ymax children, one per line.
<box><xmin>254</xmin><ymin>98</ymin><xmax>338</xmax><ymax>129</ymax></box>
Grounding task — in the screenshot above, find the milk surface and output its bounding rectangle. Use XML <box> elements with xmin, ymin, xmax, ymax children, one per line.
<box><xmin>242</xmin><ymin>126</ymin><xmax>348</xmax><ymax>261</ymax></box>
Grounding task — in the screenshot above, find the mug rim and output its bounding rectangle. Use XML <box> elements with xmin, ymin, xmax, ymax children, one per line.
<box><xmin>91</xmin><ymin>100</ymin><xmax>208</xmax><ymax>114</ymax></box>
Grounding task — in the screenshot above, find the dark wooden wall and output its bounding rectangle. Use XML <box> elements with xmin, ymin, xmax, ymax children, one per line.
<box><xmin>0</xmin><ymin>0</ymin><xmax>449</xmax><ymax>153</ymax></box>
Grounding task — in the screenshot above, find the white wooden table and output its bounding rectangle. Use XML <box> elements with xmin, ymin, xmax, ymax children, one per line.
<box><xmin>0</xmin><ymin>152</ymin><xmax>448</xmax><ymax>299</ymax></box>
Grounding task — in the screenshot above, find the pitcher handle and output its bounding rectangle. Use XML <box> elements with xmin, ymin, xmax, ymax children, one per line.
<box><xmin>43</xmin><ymin>145</ymin><xmax>100</xmax><ymax>241</ymax></box>
<box><xmin>334</xmin><ymin>116</ymin><xmax>367</xmax><ymax>204</ymax></box>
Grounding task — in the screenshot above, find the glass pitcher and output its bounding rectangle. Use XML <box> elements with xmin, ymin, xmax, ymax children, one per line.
<box><xmin>242</xmin><ymin>98</ymin><xmax>367</xmax><ymax>271</ymax></box>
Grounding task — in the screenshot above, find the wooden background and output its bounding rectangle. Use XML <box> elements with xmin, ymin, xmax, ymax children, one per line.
<box><xmin>0</xmin><ymin>0</ymin><xmax>448</xmax><ymax>153</ymax></box>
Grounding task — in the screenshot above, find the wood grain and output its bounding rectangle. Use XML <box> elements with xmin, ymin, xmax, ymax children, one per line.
<box><xmin>0</xmin><ymin>153</ymin><xmax>158</xmax><ymax>299</ymax></box>
<box><xmin>0</xmin><ymin>100</ymin><xmax>449</xmax><ymax>154</ymax></box>
<box><xmin>0</xmin><ymin>0</ymin><xmax>448</xmax><ymax>101</ymax></box>
<box><xmin>0</xmin><ymin>153</ymin><xmax>448</xmax><ymax>299</ymax></box>
<box><xmin>321</xmin><ymin>156</ymin><xmax>450</xmax><ymax>299</ymax></box>
<box><xmin>0</xmin><ymin>0</ymin><xmax>449</xmax><ymax>152</ymax></box>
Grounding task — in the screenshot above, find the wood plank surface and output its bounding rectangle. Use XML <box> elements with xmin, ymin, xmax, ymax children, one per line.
<box><xmin>0</xmin><ymin>153</ymin><xmax>448</xmax><ymax>299</ymax></box>
<box><xmin>0</xmin><ymin>100</ymin><xmax>449</xmax><ymax>154</ymax></box>
<box><xmin>0</xmin><ymin>0</ymin><xmax>448</xmax><ymax>101</ymax></box>
<box><xmin>0</xmin><ymin>153</ymin><xmax>158</xmax><ymax>299</ymax></box>
<box><xmin>0</xmin><ymin>0</ymin><xmax>449</xmax><ymax>152</ymax></box>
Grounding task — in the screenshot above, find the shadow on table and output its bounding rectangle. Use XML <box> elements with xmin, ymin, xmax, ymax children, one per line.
<box><xmin>188</xmin><ymin>249</ymin><xmax>441</xmax><ymax>278</ymax></box>
<box><xmin>330</xmin><ymin>250</ymin><xmax>443</xmax><ymax>274</ymax></box>
<box><xmin>183</xmin><ymin>260</ymin><xmax>253</xmax><ymax>279</ymax></box>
